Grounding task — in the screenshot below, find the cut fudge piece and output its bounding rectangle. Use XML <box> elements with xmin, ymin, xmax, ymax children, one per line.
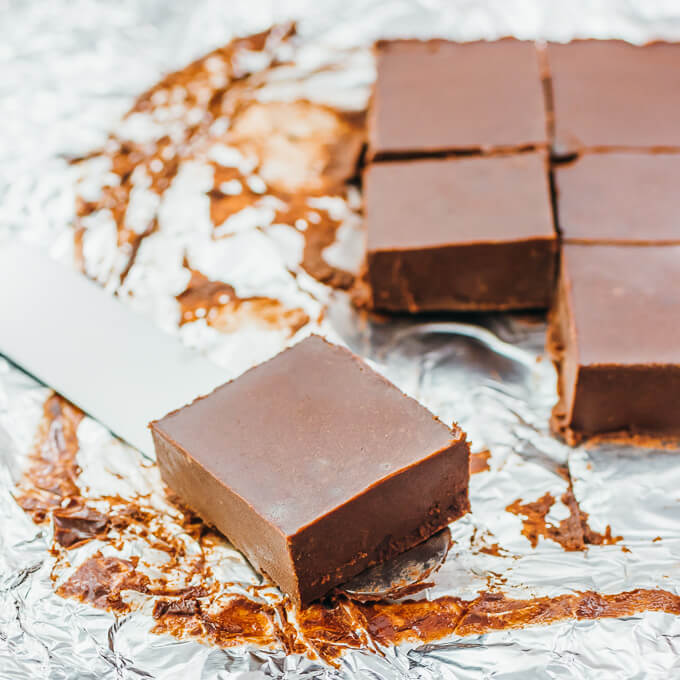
<box><xmin>547</xmin><ymin>40</ymin><xmax>680</xmax><ymax>156</ymax></box>
<box><xmin>364</xmin><ymin>152</ymin><xmax>557</xmax><ymax>312</ymax></box>
<box><xmin>554</xmin><ymin>152</ymin><xmax>680</xmax><ymax>244</ymax></box>
<box><xmin>368</xmin><ymin>39</ymin><xmax>548</xmax><ymax>160</ymax></box>
<box><xmin>150</xmin><ymin>335</ymin><xmax>470</xmax><ymax>606</ymax></box>
<box><xmin>548</xmin><ymin>244</ymin><xmax>680</xmax><ymax>443</ymax></box>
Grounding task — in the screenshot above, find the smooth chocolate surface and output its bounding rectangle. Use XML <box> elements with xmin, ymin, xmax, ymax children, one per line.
<box><xmin>368</xmin><ymin>39</ymin><xmax>548</xmax><ymax>160</ymax></box>
<box><xmin>547</xmin><ymin>40</ymin><xmax>680</xmax><ymax>156</ymax></box>
<box><xmin>548</xmin><ymin>244</ymin><xmax>680</xmax><ymax>442</ymax></box>
<box><xmin>364</xmin><ymin>152</ymin><xmax>557</xmax><ymax>311</ymax></box>
<box><xmin>554</xmin><ymin>153</ymin><xmax>680</xmax><ymax>244</ymax></box>
<box><xmin>150</xmin><ymin>335</ymin><xmax>470</xmax><ymax>605</ymax></box>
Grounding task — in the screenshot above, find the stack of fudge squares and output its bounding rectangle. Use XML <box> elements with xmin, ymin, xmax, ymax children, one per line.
<box><xmin>363</xmin><ymin>39</ymin><xmax>680</xmax><ymax>444</ymax></box>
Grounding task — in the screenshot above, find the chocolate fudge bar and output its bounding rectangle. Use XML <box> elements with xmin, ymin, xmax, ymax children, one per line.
<box><xmin>368</xmin><ymin>39</ymin><xmax>548</xmax><ymax>160</ymax></box>
<box><xmin>547</xmin><ymin>40</ymin><xmax>680</xmax><ymax>156</ymax></box>
<box><xmin>150</xmin><ymin>335</ymin><xmax>470</xmax><ymax>606</ymax></box>
<box><xmin>554</xmin><ymin>153</ymin><xmax>680</xmax><ymax>244</ymax></box>
<box><xmin>364</xmin><ymin>152</ymin><xmax>557</xmax><ymax>312</ymax></box>
<box><xmin>548</xmin><ymin>244</ymin><xmax>680</xmax><ymax>443</ymax></box>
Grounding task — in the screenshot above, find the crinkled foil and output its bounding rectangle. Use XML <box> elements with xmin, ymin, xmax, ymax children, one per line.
<box><xmin>2</xmin><ymin>1</ymin><xmax>680</xmax><ymax>678</ymax></box>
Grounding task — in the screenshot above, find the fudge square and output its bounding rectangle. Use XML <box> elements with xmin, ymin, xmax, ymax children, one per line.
<box><xmin>364</xmin><ymin>152</ymin><xmax>557</xmax><ymax>312</ymax></box>
<box><xmin>547</xmin><ymin>40</ymin><xmax>680</xmax><ymax>156</ymax></box>
<box><xmin>368</xmin><ymin>39</ymin><xmax>548</xmax><ymax>160</ymax></box>
<box><xmin>554</xmin><ymin>152</ymin><xmax>680</xmax><ymax>244</ymax></box>
<box><xmin>548</xmin><ymin>244</ymin><xmax>680</xmax><ymax>443</ymax></box>
<box><xmin>150</xmin><ymin>335</ymin><xmax>470</xmax><ymax>606</ymax></box>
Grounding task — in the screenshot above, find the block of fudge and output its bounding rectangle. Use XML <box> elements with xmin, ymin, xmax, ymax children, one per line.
<box><xmin>150</xmin><ymin>335</ymin><xmax>470</xmax><ymax>606</ymax></box>
<box><xmin>548</xmin><ymin>244</ymin><xmax>680</xmax><ymax>443</ymax></box>
<box><xmin>363</xmin><ymin>152</ymin><xmax>557</xmax><ymax>312</ymax></box>
<box><xmin>547</xmin><ymin>40</ymin><xmax>680</xmax><ymax>156</ymax></box>
<box><xmin>554</xmin><ymin>152</ymin><xmax>680</xmax><ymax>244</ymax></box>
<box><xmin>368</xmin><ymin>39</ymin><xmax>548</xmax><ymax>160</ymax></box>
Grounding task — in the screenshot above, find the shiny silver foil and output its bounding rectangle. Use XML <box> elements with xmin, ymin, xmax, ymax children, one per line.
<box><xmin>2</xmin><ymin>1</ymin><xmax>680</xmax><ymax>677</ymax></box>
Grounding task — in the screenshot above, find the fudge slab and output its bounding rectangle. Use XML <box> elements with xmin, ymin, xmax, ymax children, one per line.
<box><xmin>548</xmin><ymin>40</ymin><xmax>680</xmax><ymax>156</ymax></box>
<box><xmin>150</xmin><ymin>335</ymin><xmax>470</xmax><ymax>606</ymax></box>
<box><xmin>368</xmin><ymin>39</ymin><xmax>548</xmax><ymax>160</ymax></box>
<box><xmin>554</xmin><ymin>153</ymin><xmax>680</xmax><ymax>244</ymax></box>
<box><xmin>364</xmin><ymin>152</ymin><xmax>557</xmax><ymax>312</ymax></box>
<box><xmin>548</xmin><ymin>244</ymin><xmax>680</xmax><ymax>443</ymax></box>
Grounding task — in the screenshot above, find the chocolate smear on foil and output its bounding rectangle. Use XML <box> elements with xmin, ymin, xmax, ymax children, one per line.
<box><xmin>455</xmin><ymin>589</ymin><xmax>680</xmax><ymax>636</ymax></box>
<box><xmin>57</xmin><ymin>553</ymin><xmax>149</xmax><ymax>611</ymax></box>
<box><xmin>506</xmin><ymin>488</ymin><xmax>622</xmax><ymax>551</ymax></box>
<box><xmin>176</xmin><ymin>263</ymin><xmax>310</xmax><ymax>336</ymax></box>
<box><xmin>15</xmin><ymin>394</ymin><xmax>84</xmax><ymax>522</ymax></box>
<box><xmin>469</xmin><ymin>526</ymin><xmax>511</xmax><ymax>559</ymax></box>
<box><xmin>71</xmin><ymin>25</ymin><xmax>364</xmax><ymax>300</ymax></box>
<box><xmin>52</xmin><ymin>501</ymin><xmax>109</xmax><ymax>548</ymax></box>
<box><xmin>152</xmin><ymin>594</ymin><xmax>276</xmax><ymax>649</ymax></box>
<box><xmin>14</xmin><ymin>393</ymin><xmax>679</xmax><ymax>666</ymax></box>
<box><xmin>470</xmin><ymin>449</ymin><xmax>491</xmax><ymax>474</ymax></box>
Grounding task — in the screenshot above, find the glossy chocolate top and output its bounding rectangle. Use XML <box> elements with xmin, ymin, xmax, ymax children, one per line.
<box><xmin>554</xmin><ymin>153</ymin><xmax>680</xmax><ymax>244</ymax></box>
<box><xmin>561</xmin><ymin>244</ymin><xmax>680</xmax><ymax>366</ymax></box>
<box><xmin>365</xmin><ymin>152</ymin><xmax>554</xmax><ymax>251</ymax></box>
<box><xmin>152</xmin><ymin>335</ymin><xmax>461</xmax><ymax>535</ymax></box>
<box><xmin>548</xmin><ymin>40</ymin><xmax>680</xmax><ymax>154</ymax></box>
<box><xmin>369</xmin><ymin>39</ymin><xmax>547</xmax><ymax>158</ymax></box>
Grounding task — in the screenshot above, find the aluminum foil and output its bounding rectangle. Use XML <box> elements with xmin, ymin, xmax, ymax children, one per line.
<box><xmin>2</xmin><ymin>1</ymin><xmax>680</xmax><ymax>678</ymax></box>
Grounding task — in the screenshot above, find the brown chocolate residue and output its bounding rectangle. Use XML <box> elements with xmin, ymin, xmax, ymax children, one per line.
<box><xmin>555</xmin><ymin>464</ymin><xmax>571</xmax><ymax>482</ymax></box>
<box><xmin>53</xmin><ymin>501</ymin><xmax>109</xmax><ymax>548</ymax></box>
<box><xmin>506</xmin><ymin>488</ymin><xmax>621</xmax><ymax>551</ymax></box>
<box><xmin>73</xmin><ymin>140</ymin><xmax>170</xmax><ymax>258</ymax></box>
<box><xmin>208</xmin><ymin>164</ymin><xmax>263</xmax><ymax>227</ymax></box>
<box><xmin>286</xmin><ymin>600</ymin><xmax>367</xmax><ymax>662</ymax></box>
<box><xmin>354</xmin><ymin>596</ymin><xmax>465</xmax><ymax>647</ymax></box>
<box><xmin>299</xmin><ymin>588</ymin><xmax>680</xmax><ymax>649</ymax></box>
<box><xmin>73</xmin><ymin>224</ymin><xmax>86</xmax><ymax>273</ymax></box>
<box><xmin>584</xmin><ymin>430</ymin><xmax>680</xmax><ymax>450</ymax></box>
<box><xmin>57</xmin><ymin>553</ymin><xmax>149</xmax><ymax>611</ymax></box>
<box><xmin>470</xmin><ymin>449</ymin><xmax>491</xmax><ymax>474</ymax></box>
<box><xmin>67</xmin><ymin>149</ymin><xmax>105</xmax><ymax>166</ymax></box>
<box><xmin>55</xmin><ymin>547</ymin><xmax>680</xmax><ymax>659</ymax></box>
<box><xmin>274</xmin><ymin>196</ymin><xmax>355</xmax><ymax>290</ymax></box>
<box><xmin>15</xmin><ymin>393</ymin><xmax>677</xmax><ymax>666</ymax></box>
<box><xmin>176</xmin><ymin>264</ymin><xmax>309</xmax><ymax>336</ymax></box>
<box><xmin>227</xmin><ymin>100</ymin><xmax>364</xmax><ymax>195</ymax></box>
<box><xmin>117</xmin><ymin>217</ymin><xmax>159</xmax><ymax>285</ymax></box>
<box><xmin>176</xmin><ymin>265</ymin><xmax>238</xmax><ymax>324</ymax></box>
<box><xmin>15</xmin><ymin>394</ymin><xmax>84</xmax><ymax>522</ymax></box>
<box><xmin>72</xmin><ymin>25</ymin><xmax>365</xmax><ymax>297</ymax></box>
<box><xmin>206</xmin><ymin>99</ymin><xmax>363</xmax><ymax>290</ymax></box>
<box><xmin>131</xmin><ymin>25</ymin><xmax>296</xmax><ymax>116</ymax></box>
<box><xmin>456</xmin><ymin>589</ymin><xmax>680</xmax><ymax>636</ymax></box>
<box><xmin>478</xmin><ymin>543</ymin><xmax>505</xmax><ymax>557</ymax></box>
<box><xmin>69</xmin><ymin>24</ymin><xmax>288</xmax><ymax>271</ymax></box>
<box><xmin>152</xmin><ymin>594</ymin><xmax>275</xmax><ymax>649</ymax></box>
<box><xmin>469</xmin><ymin>526</ymin><xmax>511</xmax><ymax>559</ymax></box>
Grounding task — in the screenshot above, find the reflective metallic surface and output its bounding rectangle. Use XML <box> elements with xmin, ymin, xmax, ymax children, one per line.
<box><xmin>1</xmin><ymin>1</ymin><xmax>680</xmax><ymax>677</ymax></box>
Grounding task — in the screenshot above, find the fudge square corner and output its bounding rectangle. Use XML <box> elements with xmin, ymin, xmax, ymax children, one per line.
<box><xmin>547</xmin><ymin>40</ymin><xmax>680</xmax><ymax>156</ymax></box>
<box><xmin>368</xmin><ymin>38</ymin><xmax>548</xmax><ymax>160</ymax></box>
<box><xmin>548</xmin><ymin>244</ymin><xmax>680</xmax><ymax>443</ymax></box>
<box><xmin>552</xmin><ymin>151</ymin><xmax>680</xmax><ymax>245</ymax></box>
<box><xmin>150</xmin><ymin>335</ymin><xmax>470</xmax><ymax>606</ymax></box>
<box><xmin>363</xmin><ymin>151</ymin><xmax>557</xmax><ymax>312</ymax></box>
